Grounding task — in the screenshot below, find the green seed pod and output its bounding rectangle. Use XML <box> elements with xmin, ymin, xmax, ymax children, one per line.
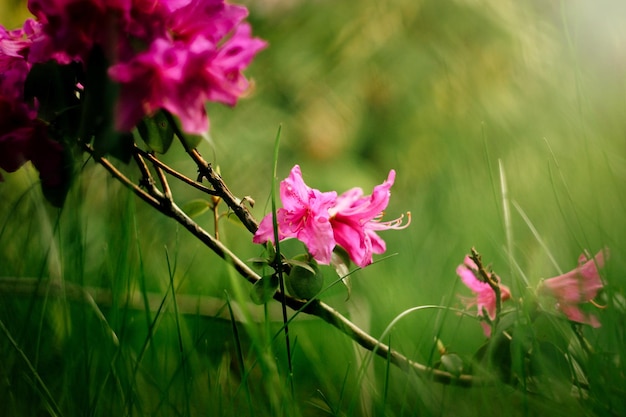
<box><xmin>286</xmin><ymin>255</ymin><xmax>324</xmax><ymax>300</ymax></box>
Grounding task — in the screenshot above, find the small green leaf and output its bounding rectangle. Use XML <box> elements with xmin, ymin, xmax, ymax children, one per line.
<box><xmin>530</xmin><ymin>341</ymin><xmax>570</xmax><ymax>379</ymax></box>
<box><xmin>182</xmin><ymin>199</ymin><xmax>212</xmax><ymax>218</ymax></box>
<box><xmin>247</xmin><ymin>257</ymin><xmax>271</xmax><ymax>269</ymax></box>
<box><xmin>284</xmin><ymin>257</ymin><xmax>316</xmax><ymax>275</ymax></box>
<box><xmin>266</xmin><ymin>242</ymin><xmax>276</xmax><ymax>261</ymax></box>
<box><xmin>250</xmin><ymin>274</ymin><xmax>279</xmax><ymax>305</ymax></box>
<box><xmin>440</xmin><ymin>353</ymin><xmax>464</xmax><ymax>377</ymax></box>
<box><xmin>137</xmin><ymin>110</ymin><xmax>174</xmax><ymax>154</ymax></box>
<box><xmin>169</xmin><ymin>113</ymin><xmax>205</xmax><ymax>149</ymax></box>
<box><xmin>286</xmin><ymin>255</ymin><xmax>324</xmax><ymax>300</ymax></box>
<box><xmin>331</xmin><ymin>247</ymin><xmax>352</xmax><ymax>300</ymax></box>
<box><xmin>24</xmin><ymin>61</ymin><xmax>80</xmax><ymax>122</ymax></box>
<box><xmin>510</xmin><ymin>323</ymin><xmax>533</xmax><ymax>382</ymax></box>
<box><xmin>94</xmin><ymin>129</ymin><xmax>133</xmax><ymax>163</ymax></box>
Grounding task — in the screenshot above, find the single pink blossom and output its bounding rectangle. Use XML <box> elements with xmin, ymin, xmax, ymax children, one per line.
<box><xmin>539</xmin><ymin>249</ymin><xmax>607</xmax><ymax>327</ymax></box>
<box><xmin>456</xmin><ymin>256</ymin><xmax>511</xmax><ymax>337</ymax></box>
<box><xmin>253</xmin><ymin>166</ymin><xmax>409</xmax><ymax>267</ymax></box>
<box><xmin>253</xmin><ymin>165</ymin><xmax>337</xmax><ymax>264</ymax></box>
<box><xmin>329</xmin><ymin>170</ymin><xmax>409</xmax><ymax>268</ymax></box>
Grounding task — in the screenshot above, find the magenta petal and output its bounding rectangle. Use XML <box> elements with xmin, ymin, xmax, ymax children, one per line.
<box><xmin>296</xmin><ymin>216</ymin><xmax>334</xmax><ymax>264</ymax></box>
<box><xmin>332</xmin><ymin>219</ymin><xmax>368</xmax><ymax>267</ymax></box>
<box><xmin>253</xmin><ymin>165</ymin><xmax>337</xmax><ymax>265</ymax></box>
<box><xmin>559</xmin><ymin>304</ymin><xmax>601</xmax><ymax>328</ymax></box>
<box><xmin>540</xmin><ymin>249</ymin><xmax>607</xmax><ymax>327</ymax></box>
<box><xmin>456</xmin><ymin>257</ymin><xmax>488</xmax><ymax>293</ymax></box>
<box><xmin>330</xmin><ymin>170</ymin><xmax>405</xmax><ymax>266</ymax></box>
<box><xmin>252</xmin><ymin>213</ymin><xmax>278</xmax><ymax>244</ymax></box>
<box><xmin>542</xmin><ymin>250</ymin><xmax>606</xmax><ymax>304</ymax></box>
<box><xmin>367</xmin><ymin>229</ymin><xmax>386</xmax><ymax>255</ymax></box>
<box><xmin>280</xmin><ymin>165</ymin><xmax>312</xmax><ymax>212</ymax></box>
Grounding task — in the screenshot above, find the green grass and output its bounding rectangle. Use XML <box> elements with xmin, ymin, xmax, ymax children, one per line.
<box><xmin>2</xmin><ymin>0</ymin><xmax>626</xmax><ymax>416</ymax></box>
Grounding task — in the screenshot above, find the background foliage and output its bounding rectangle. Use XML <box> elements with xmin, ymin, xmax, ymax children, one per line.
<box><xmin>1</xmin><ymin>0</ymin><xmax>625</xmax><ymax>416</ymax></box>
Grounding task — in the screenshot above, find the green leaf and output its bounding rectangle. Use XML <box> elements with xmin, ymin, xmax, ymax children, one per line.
<box><xmin>168</xmin><ymin>113</ymin><xmax>205</xmax><ymax>149</ymax></box>
<box><xmin>247</xmin><ymin>257</ymin><xmax>271</xmax><ymax>269</ymax></box>
<box><xmin>440</xmin><ymin>353</ymin><xmax>464</xmax><ymax>377</ymax></box>
<box><xmin>286</xmin><ymin>256</ymin><xmax>324</xmax><ymax>300</ymax></box>
<box><xmin>24</xmin><ymin>61</ymin><xmax>80</xmax><ymax>122</ymax></box>
<box><xmin>182</xmin><ymin>199</ymin><xmax>213</xmax><ymax>218</ymax></box>
<box><xmin>530</xmin><ymin>341</ymin><xmax>570</xmax><ymax>380</ymax></box>
<box><xmin>137</xmin><ymin>110</ymin><xmax>174</xmax><ymax>154</ymax></box>
<box><xmin>284</xmin><ymin>257</ymin><xmax>316</xmax><ymax>275</ymax></box>
<box><xmin>509</xmin><ymin>323</ymin><xmax>533</xmax><ymax>383</ymax></box>
<box><xmin>331</xmin><ymin>247</ymin><xmax>352</xmax><ymax>300</ymax></box>
<box><xmin>93</xmin><ymin>130</ymin><xmax>133</xmax><ymax>163</ymax></box>
<box><xmin>250</xmin><ymin>274</ymin><xmax>279</xmax><ymax>305</ymax></box>
<box><xmin>474</xmin><ymin>332</ymin><xmax>512</xmax><ymax>381</ymax></box>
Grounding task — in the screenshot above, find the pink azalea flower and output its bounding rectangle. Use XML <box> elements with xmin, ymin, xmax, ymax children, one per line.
<box><xmin>329</xmin><ymin>170</ymin><xmax>409</xmax><ymax>268</ymax></box>
<box><xmin>253</xmin><ymin>165</ymin><xmax>337</xmax><ymax>264</ymax></box>
<box><xmin>539</xmin><ymin>249</ymin><xmax>607</xmax><ymax>327</ymax></box>
<box><xmin>456</xmin><ymin>256</ymin><xmax>511</xmax><ymax>337</ymax></box>
<box><xmin>253</xmin><ymin>166</ymin><xmax>409</xmax><ymax>267</ymax></box>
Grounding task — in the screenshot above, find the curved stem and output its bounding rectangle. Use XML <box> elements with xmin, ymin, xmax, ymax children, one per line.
<box><xmin>88</xmin><ymin>146</ymin><xmax>491</xmax><ymax>388</ymax></box>
<box><xmin>165</xmin><ymin>111</ymin><xmax>259</xmax><ymax>234</ymax></box>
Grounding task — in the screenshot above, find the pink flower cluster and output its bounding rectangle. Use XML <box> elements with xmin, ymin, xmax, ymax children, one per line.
<box><xmin>539</xmin><ymin>249</ymin><xmax>607</xmax><ymax>327</ymax></box>
<box><xmin>253</xmin><ymin>165</ymin><xmax>410</xmax><ymax>268</ymax></box>
<box><xmin>456</xmin><ymin>256</ymin><xmax>512</xmax><ymax>337</ymax></box>
<box><xmin>1</xmin><ymin>0</ymin><xmax>265</xmax><ymax>184</ymax></box>
<box><xmin>28</xmin><ymin>0</ymin><xmax>267</xmax><ymax>134</ymax></box>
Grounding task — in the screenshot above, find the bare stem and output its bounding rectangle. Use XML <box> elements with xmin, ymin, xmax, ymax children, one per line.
<box><xmin>133</xmin><ymin>145</ymin><xmax>218</xmax><ymax>196</ymax></box>
<box><xmin>164</xmin><ymin>111</ymin><xmax>259</xmax><ymax>234</ymax></box>
<box><xmin>470</xmin><ymin>247</ymin><xmax>502</xmax><ymax>332</ymax></box>
<box><xmin>86</xmin><ymin>144</ymin><xmax>491</xmax><ymax>388</ymax></box>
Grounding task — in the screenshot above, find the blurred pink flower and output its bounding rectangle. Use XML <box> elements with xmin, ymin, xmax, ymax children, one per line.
<box><xmin>0</xmin><ymin>98</ymin><xmax>64</xmax><ymax>186</ymax></box>
<box><xmin>109</xmin><ymin>25</ymin><xmax>265</xmax><ymax>134</ymax></box>
<box><xmin>0</xmin><ymin>22</ymin><xmax>64</xmax><ymax>187</ymax></box>
<box><xmin>329</xmin><ymin>170</ymin><xmax>409</xmax><ymax>268</ymax></box>
<box><xmin>253</xmin><ymin>165</ymin><xmax>337</xmax><ymax>264</ymax></box>
<box><xmin>24</xmin><ymin>0</ymin><xmax>266</xmax><ymax>133</ymax></box>
<box><xmin>166</xmin><ymin>0</ymin><xmax>248</xmax><ymax>44</ymax></box>
<box><xmin>0</xmin><ymin>20</ymin><xmax>38</xmax><ymax>99</ymax></box>
<box><xmin>539</xmin><ymin>249</ymin><xmax>608</xmax><ymax>327</ymax></box>
<box><xmin>456</xmin><ymin>256</ymin><xmax>511</xmax><ymax>337</ymax></box>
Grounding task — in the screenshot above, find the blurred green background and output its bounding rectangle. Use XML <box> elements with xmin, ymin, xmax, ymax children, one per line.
<box><xmin>1</xmin><ymin>0</ymin><xmax>625</xmax><ymax>416</ymax></box>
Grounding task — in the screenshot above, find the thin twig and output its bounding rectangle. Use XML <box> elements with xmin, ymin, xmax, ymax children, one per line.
<box><xmin>164</xmin><ymin>111</ymin><xmax>259</xmax><ymax>234</ymax></box>
<box><xmin>154</xmin><ymin>163</ymin><xmax>173</xmax><ymax>203</ymax></box>
<box><xmin>88</xmin><ymin>145</ymin><xmax>490</xmax><ymax>387</ymax></box>
<box><xmin>470</xmin><ymin>247</ymin><xmax>502</xmax><ymax>332</ymax></box>
<box><xmin>84</xmin><ymin>144</ymin><xmax>162</xmax><ymax>211</ymax></box>
<box><xmin>134</xmin><ymin>145</ymin><xmax>218</xmax><ymax>196</ymax></box>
